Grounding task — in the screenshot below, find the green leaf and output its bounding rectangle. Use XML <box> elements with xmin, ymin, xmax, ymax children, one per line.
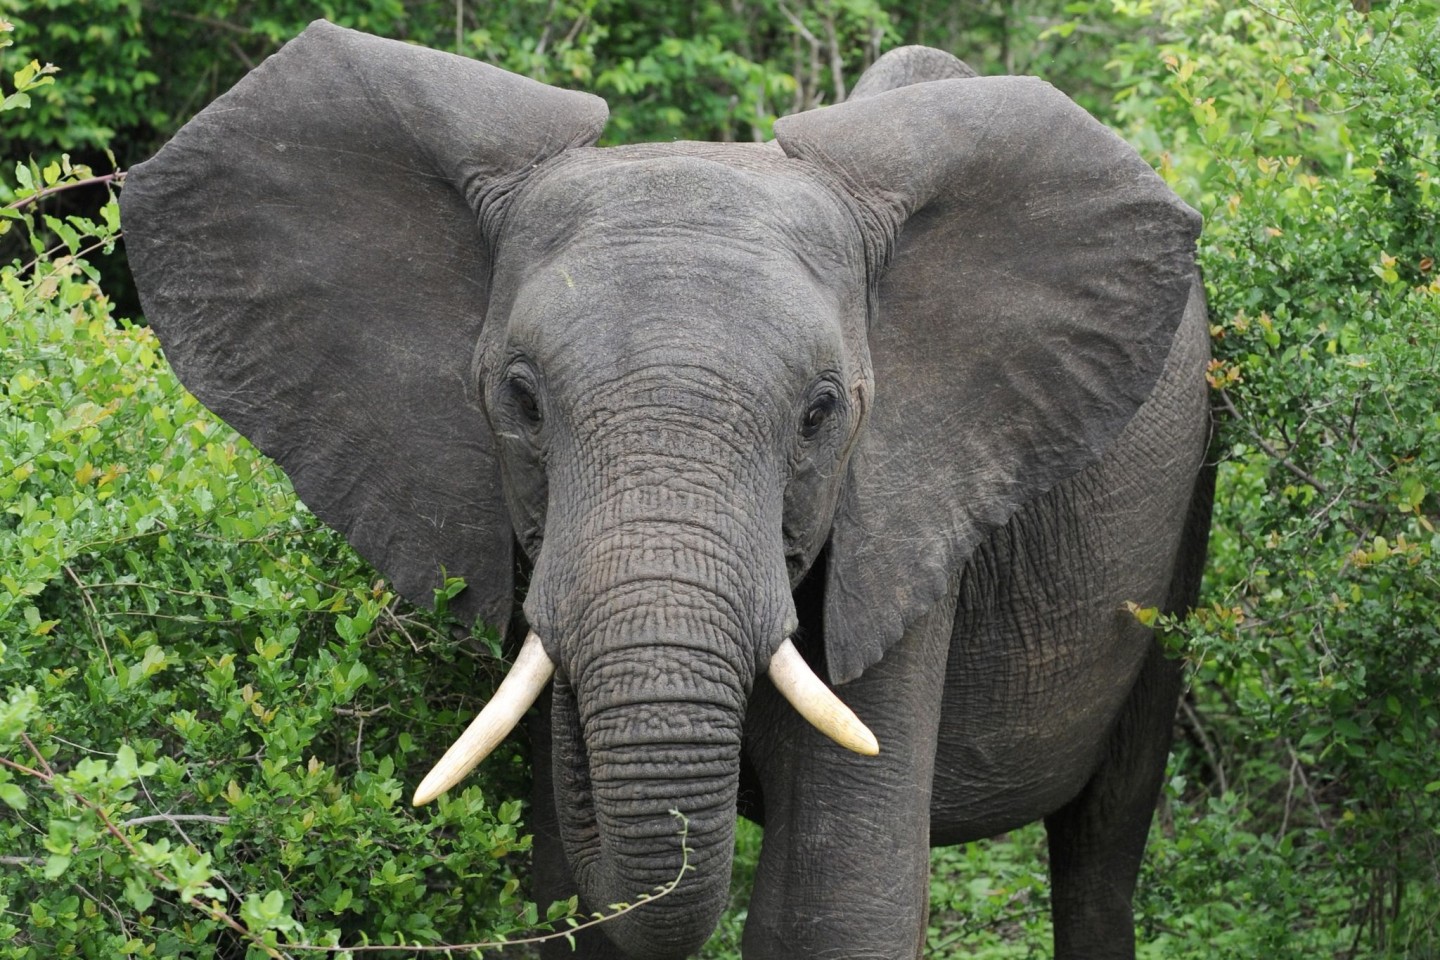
<box><xmin>123</xmin><ymin>874</ymin><xmax>154</xmax><ymax>912</ymax></box>
<box><xmin>42</xmin><ymin>214</ymin><xmax>80</xmax><ymax>255</ymax></box>
<box><xmin>13</xmin><ymin>58</ymin><xmax>38</xmax><ymax>89</ymax></box>
<box><xmin>114</xmin><ymin>743</ymin><xmax>139</xmax><ymax>780</ymax></box>
<box><xmin>1332</xmin><ymin>717</ymin><xmax>1365</xmax><ymax>740</ymax></box>
<box><xmin>0</xmin><ymin>782</ymin><xmax>27</xmax><ymax>810</ymax></box>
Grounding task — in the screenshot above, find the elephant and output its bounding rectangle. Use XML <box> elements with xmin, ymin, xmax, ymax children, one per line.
<box><xmin>120</xmin><ymin>22</ymin><xmax>1213</xmax><ymax>960</ymax></box>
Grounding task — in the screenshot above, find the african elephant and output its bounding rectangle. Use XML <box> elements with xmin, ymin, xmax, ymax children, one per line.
<box><xmin>121</xmin><ymin>23</ymin><xmax>1212</xmax><ymax>960</ymax></box>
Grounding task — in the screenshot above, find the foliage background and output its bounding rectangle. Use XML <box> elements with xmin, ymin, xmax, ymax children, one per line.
<box><xmin>2</xmin><ymin>1</ymin><xmax>1437</xmax><ymax>957</ymax></box>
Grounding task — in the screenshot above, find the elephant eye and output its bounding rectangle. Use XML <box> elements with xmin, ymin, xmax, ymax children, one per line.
<box><xmin>800</xmin><ymin>385</ymin><xmax>840</xmax><ymax>440</ymax></box>
<box><xmin>506</xmin><ymin>377</ymin><xmax>543</xmax><ymax>426</ymax></box>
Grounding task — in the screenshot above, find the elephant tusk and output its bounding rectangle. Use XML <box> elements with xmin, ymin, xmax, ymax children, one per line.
<box><xmin>767</xmin><ymin>638</ymin><xmax>880</xmax><ymax>756</ymax></box>
<box><xmin>412</xmin><ymin>630</ymin><xmax>555</xmax><ymax>806</ymax></box>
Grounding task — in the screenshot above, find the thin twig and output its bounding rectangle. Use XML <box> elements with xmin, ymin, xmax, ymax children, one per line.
<box><xmin>227</xmin><ymin>39</ymin><xmax>256</xmax><ymax>71</ymax></box>
<box><xmin>3</xmin><ymin>172</ymin><xmax>125</xmax><ymax>211</ymax></box>
<box><xmin>78</xmin><ymin>879</ymin><xmax>140</xmax><ymax>944</ymax></box>
<box><xmin>251</xmin><ymin>540</ymin><xmax>347</xmax><ymax>592</ymax></box>
<box><xmin>0</xmin><ymin>756</ymin><xmax>47</xmax><ymax>780</ymax></box>
<box><xmin>20</xmin><ymin>733</ymin><xmax>55</xmax><ymax>778</ymax></box>
<box><xmin>1</xmin><ymin>742</ymin><xmax>297</xmax><ymax>960</ymax></box>
<box><xmin>17</xmin><ymin>233</ymin><xmax>123</xmax><ymax>278</ymax></box>
<box><xmin>1279</xmin><ymin>751</ymin><xmax>1298</xmax><ymax>840</ymax></box>
<box><xmin>138</xmin><ymin>776</ymin><xmax>247</xmax><ymax>907</ymax></box>
<box><xmin>354</xmin><ymin>716</ymin><xmax>365</xmax><ymax>771</ymax></box>
<box><xmin>776</xmin><ymin>0</ymin><xmax>823</xmax><ymax>110</ymax></box>
<box><xmin>559</xmin><ymin>13</ymin><xmax>588</xmax><ymax>48</ymax></box>
<box><xmin>1218</xmin><ymin>390</ymin><xmax>1330</xmax><ymax>493</ymax></box>
<box><xmin>533</xmin><ymin>0</ymin><xmax>558</xmax><ymax>58</ymax></box>
<box><xmin>1284</xmin><ymin>739</ymin><xmax>1329</xmax><ymax>830</ymax></box>
<box><xmin>46</xmin><ymin>736</ymin><xmax>116</xmax><ymax>759</ymax></box>
<box><xmin>1282</xmin><ymin>0</ymin><xmax>1367</xmax><ymax>78</ymax></box>
<box><xmin>63</xmin><ymin>564</ymin><xmax>115</xmax><ymax>676</ymax></box>
<box><xmin>333</xmin><ymin>705</ymin><xmax>391</xmax><ymax>718</ymax></box>
<box><xmin>165</xmin><ymin>11</ymin><xmax>253</xmax><ymax>37</ymax></box>
<box><xmin>5</xmin><ymin>738</ymin><xmax>692</xmax><ymax>956</ymax></box>
<box><xmin>380</xmin><ymin>604</ymin><xmax>422</xmax><ymax>653</ymax></box>
<box><xmin>73</xmin><ymin>580</ymin><xmax>234</xmax><ymax>603</ymax></box>
<box><xmin>1179</xmin><ymin>697</ymin><xmax>1228</xmax><ymax>795</ymax></box>
<box><xmin>821</xmin><ymin>4</ymin><xmax>846</xmax><ymax>104</ymax></box>
<box><xmin>96</xmin><ymin>611</ymin><xmax>246</xmax><ymax>625</ymax></box>
<box><xmin>1217</xmin><ymin>389</ymin><xmax>1383</xmax><ymax>534</ymax></box>
<box><xmin>120</xmin><ymin>814</ymin><xmax>232</xmax><ymax>828</ymax></box>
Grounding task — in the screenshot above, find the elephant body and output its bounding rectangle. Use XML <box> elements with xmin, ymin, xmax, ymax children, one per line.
<box><xmin>537</xmin><ymin>278</ymin><xmax>1213</xmax><ymax>959</ymax></box>
<box><xmin>122</xmin><ymin>26</ymin><xmax>1212</xmax><ymax>960</ymax></box>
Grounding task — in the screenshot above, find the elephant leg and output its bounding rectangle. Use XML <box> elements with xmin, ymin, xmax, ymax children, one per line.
<box><xmin>742</xmin><ymin>592</ymin><xmax>956</xmax><ymax>960</ymax></box>
<box><xmin>529</xmin><ymin>697</ymin><xmax>629</xmax><ymax>960</ymax></box>
<box><xmin>1043</xmin><ymin>640</ymin><xmax>1183</xmax><ymax>960</ymax></box>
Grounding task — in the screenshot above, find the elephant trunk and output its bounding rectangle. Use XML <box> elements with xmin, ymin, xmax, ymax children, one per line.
<box><xmin>552</xmin><ymin>640</ymin><xmax>745</xmax><ymax>960</ymax></box>
<box><xmin>521</xmin><ymin>400</ymin><xmax>787</xmax><ymax>958</ymax></box>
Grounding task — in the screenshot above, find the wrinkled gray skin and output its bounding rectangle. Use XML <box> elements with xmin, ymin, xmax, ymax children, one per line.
<box><xmin>122</xmin><ymin>25</ymin><xmax>1212</xmax><ymax>960</ymax></box>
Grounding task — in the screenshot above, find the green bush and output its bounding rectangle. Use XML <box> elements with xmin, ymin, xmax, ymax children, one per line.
<box><xmin>1107</xmin><ymin>1</ymin><xmax>1440</xmax><ymax>955</ymax></box>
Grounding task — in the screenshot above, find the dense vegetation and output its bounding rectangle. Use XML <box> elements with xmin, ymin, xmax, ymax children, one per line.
<box><xmin>2</xmin><ymin>1</ymin><xmax>1437</xmax><ymax>956</ymax></box>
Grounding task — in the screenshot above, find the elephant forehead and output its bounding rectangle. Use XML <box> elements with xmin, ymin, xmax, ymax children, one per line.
<box><xmin>490</xmin><ymin>148</ymin><xmax>869</xmax><ymax>386</ymax></box>
<box><xmin>503</xmin><ymin>247</ymin><xmax>844</xmax><ymax>402</ymax></box>
<box><xmin>500</xmin><ymin>146</ymin><xmax>865</xmax><ymax>283</ymax></box>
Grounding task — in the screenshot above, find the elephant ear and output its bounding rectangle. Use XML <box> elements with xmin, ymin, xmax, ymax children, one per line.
<box><xmin>847</xmin><ymin>44</ymin><xmax>976</xmax><ymax>100</ymax></box>
<box><xmin>774</xmin><ymin>76</ymin><xmax>1200</xmax><ymax>684</ymax></box>
<box><xmin>121</xmin><ymin>21</ymin><xmax>607</xmax><ymax>629</ymax></box>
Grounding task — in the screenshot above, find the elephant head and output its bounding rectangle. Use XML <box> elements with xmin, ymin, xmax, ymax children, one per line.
<box><xmin>121</xmin><ymin>25</ymin><xmax>1199</xmax><ymax>959</ymax></box>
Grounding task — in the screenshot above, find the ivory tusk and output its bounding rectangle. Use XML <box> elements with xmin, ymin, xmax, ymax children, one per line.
<box><xmin>767</xmin><ymin>638</ymin><xmax>880</xmax><ymax>756</ymax></box>
<box><xmin>412</xmin><ymin>630</ymin><xmax>555</xmax><ymax>806</ymax></box>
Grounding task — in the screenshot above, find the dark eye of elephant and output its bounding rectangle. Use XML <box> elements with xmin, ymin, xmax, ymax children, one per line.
<box><xmin>801</xmin><ymin>385</ymin><xmax>841</xmax><ymax>440</ymax></box>
<box><xmin>506</xmin><ymin>377</ymin><xmax>543</xmax><ymax>426</ymax></box>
